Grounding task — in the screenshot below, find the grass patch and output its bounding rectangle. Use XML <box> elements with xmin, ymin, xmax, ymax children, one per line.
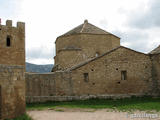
<box><xmin>5</xmin><ymin>113</ymin><xmax>32</xmax><ymax>120</ymax></box>
<box><xmin>27</xmin><ymin>97</ymin><xmax>160</xmax><ymax>112</ymax></box>
<box><xmin>54</xmin><ymin>109</ymin><xmax>65</xmax><ymax>112</ymax></box>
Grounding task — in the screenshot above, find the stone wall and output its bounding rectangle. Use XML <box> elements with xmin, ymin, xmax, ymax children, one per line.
<box><xmin>25</xmin><ymin>71</ymin><xmax>73</xmax><ymax>97</ymax></box>
<box><xmin>150</xmin><ymin>54</ymin><xmax>160</xmax><ymax>95</ymax></box>
<box><xmin>70</xmin><ymin>47</ymin><xmax>153</xmax><ymax>96</ymax></box>
<box><xmin>0</xmin><ymin>64</ymin><xmax>25</xmax><ymax>119</ymax></box>
<box><xmin>26</xmin><ymin>47</ymin><xmax>159</xmax><ymax>103</ymax></box>
<box><xmin>54</xmin><ymin>34</ymin><xmax>120</xmax><ymax>70</ymax></box>
<box><xmin>55</xmin><ymin>50</ymin><xmax>83</xmax><ymax>70</ymax></box>
<box><xmin>0</xmin><ymin>20</ymin><xmax>25</xmax><ymax>67</ymax></box>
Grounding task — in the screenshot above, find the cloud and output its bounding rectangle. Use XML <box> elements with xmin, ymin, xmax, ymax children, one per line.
<box><xmin>112</xmin><ymin>28</ymin><xmax>160</xmax><ymax>53</ymax></box>
<box><xmin>107</xmin><ymin>0</ymin><xmax>160</xmax><ymax>54</ymax></box>
<box><xmin>26</xmin><ymin>58</ymin><xmax>54</xmax><ymax>65</ymax></box>
<box><xmin>0</xmin><ymin>0</ymin><xmax>23</xmax><ymax>22</ymax></box>
<box><xmin>26</xmin><ymin>44</ymin><xmax>54</xmax><ymax>64</ymax></box>
<box><xmin>113</xmin><ymin>30</ymin><xmax>149</xmax><ymax>52</ymax></box>
<box><xmin>2</xmin><ymin>0</ymin><xmax>160</xmax><ymax>64</ymax></box>
<box><xmin>128</xmin><ymin>0</ymin><xmax>160</xmax><ymax>29</ymax></box>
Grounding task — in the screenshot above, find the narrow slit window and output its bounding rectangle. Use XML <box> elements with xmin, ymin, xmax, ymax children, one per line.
<box><xmin>6</xmin><ymin>36</ymin><xmax>11</xmax><ymax>47</ymax></box>
<box><xmin>95</xmin><ymin>52</ymin><xmax>100</xmax><ymax>57</ymax></box>
<box><xmin>83</xmin><ymin>73</ymin><xmax>89</xmax><ymax>82</ymax></box>
<box><xmin>121</xmin><ymin>71</ymin><xmax>127</xmax><ymax>80</ymax></box>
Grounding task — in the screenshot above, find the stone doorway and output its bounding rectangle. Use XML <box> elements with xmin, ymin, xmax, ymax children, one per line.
<box><xmin>0</xmin><ymin>85</ymin><xmax>2</xmax><ymax>119</ymax></box>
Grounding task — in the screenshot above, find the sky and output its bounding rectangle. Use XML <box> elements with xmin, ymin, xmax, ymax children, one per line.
<box><xmin>0</xmin><ymin>0</ymin><xmax>160</xmax><ymax>65</ymax></box>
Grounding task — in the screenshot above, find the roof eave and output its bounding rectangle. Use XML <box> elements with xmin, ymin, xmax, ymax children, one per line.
<box><xmin>55</xmin><ymin>33</ymin><xmax>120</xmax><ymax>43</ymax></box>
<box><xmin>66</xmin><ymin>46</ymin><xmax>147</xmax><ymax>71</ymax></box>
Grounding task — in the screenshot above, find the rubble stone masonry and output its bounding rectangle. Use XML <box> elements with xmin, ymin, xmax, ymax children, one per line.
<box><xmin>0</xmin><ymin>64</ymin><xmax>25</xmax><ymax>119</ymax></box>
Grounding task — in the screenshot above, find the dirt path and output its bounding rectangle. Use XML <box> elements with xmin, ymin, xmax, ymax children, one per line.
<box><xmin>28</xmin><ymin>109</ymin><xmax>160</xmax><ymax>120</ymax></box>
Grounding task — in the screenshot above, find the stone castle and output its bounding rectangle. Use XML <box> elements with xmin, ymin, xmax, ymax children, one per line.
<box><xmin>1</xmin><ymin>19</ymin><xmax>160</xmax><ymax>119</ymax></box>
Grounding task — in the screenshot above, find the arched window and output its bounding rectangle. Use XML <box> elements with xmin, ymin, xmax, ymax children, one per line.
<box><xmin>6</xmin><ymin>35</ymin><xmax>11</xmax><ymax>47</ymax></box>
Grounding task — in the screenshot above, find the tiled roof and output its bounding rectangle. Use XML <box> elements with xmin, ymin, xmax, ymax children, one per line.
<box><xmin>60</xmin><ymin>20</ymin><xmax>118</xmax><ymax>37</ymax></box>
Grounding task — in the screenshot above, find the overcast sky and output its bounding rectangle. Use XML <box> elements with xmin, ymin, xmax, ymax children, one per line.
<box><xmin>1</xmin><ymin>0</ymin><xmax>160</xmax><ymax>65</ymax></box>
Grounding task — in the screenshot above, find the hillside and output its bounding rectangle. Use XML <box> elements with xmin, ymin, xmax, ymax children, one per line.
<box><xmin>26</xmin><ymin>62</ymin><xmax>53</xmax><ymax>73</ymax></box>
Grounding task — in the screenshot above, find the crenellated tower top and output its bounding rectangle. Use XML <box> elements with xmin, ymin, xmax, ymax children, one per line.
<box><xmin>0</xmin><ymin>19</ymin><xmax>25</xmax><ymax>67</ymax></box>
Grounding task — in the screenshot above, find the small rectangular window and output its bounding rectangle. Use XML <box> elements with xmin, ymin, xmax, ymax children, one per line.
<box><xmin>121</xmin><ymin>71</ymin><xmax>127</xmax><ymax>80</ymax></box>
<box><xmin>83</xmin><ymin>73</ymin><xmax>89</xmax><ymax>82</ymax></box>
<box><xmin>6</xmin><ymin>36</ymin><xmax>11</xmax><ymax>47</ymax></box>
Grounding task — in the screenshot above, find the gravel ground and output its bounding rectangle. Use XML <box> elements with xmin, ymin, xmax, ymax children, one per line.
<box><xmin>28</xmin><ymin>109</ymin><xmax>160</xmax><ymax>120</ymax></box>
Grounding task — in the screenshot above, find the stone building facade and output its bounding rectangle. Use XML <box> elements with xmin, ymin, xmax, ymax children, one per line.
<box><xmin>52</xmin><ymin>20</ymin><xmax>120</xmax><ymax>71</ymax></box>
<box><xmin>149</xmin><ymin>46</ymin><xmax>160</xmax><ymax>95</ymax></box>
<box><xmin>26</xmin><ymin>20</ymin><xmax>160</xmax><ymax>103</ymax></box>
<box><xmin>68</xmin><ymin>46</ymin><xmax>153</xmax><ymax>95</ymax></box>
<box><xmin>0</xmin><ymin>20</ymin><xmax>25</xmax><ymax>119</ymax></box>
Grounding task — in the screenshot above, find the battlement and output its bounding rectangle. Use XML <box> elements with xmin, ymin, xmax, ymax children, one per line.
<box><xmin>0</xmin><ymin>20</ymin><xmax>25</xmax><ymax>31</ymax></box>
<box><xmin>0</xmin><ymin>19</ymin><xmax>25</xmax><ymax>67</ymax></box>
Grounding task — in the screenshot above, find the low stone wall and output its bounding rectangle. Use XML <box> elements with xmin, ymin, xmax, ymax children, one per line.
<box><xmin>26</xmin><ymin>94</ymin><xmax>146</xmax><ymax>103</ymax></box>
<box><xmin>25</xmin><ymin>71</ymin><xmax>73</xmax><ymax>97</ymax></box>
<box><xmin>25</xmin><ymin>51</ymin><xmax>160</xmax><ymax>104</ymax></box>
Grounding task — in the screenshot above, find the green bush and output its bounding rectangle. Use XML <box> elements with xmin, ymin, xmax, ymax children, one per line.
<box><xmin>5</xmin><ymin>113</ymin><xmax>32</xmax><ymax>120</ymax></box>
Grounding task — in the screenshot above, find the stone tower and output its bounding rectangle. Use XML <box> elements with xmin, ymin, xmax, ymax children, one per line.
<box><xmin>52</xmin><ymin>20</ymin><xmax>120</xmax><ymax>71</ymax></box>
<box><xmin>0</xmin><ymin>20</ymin><xmax>26</xmax><ymax>119</ymax></box>
<box><xmin>0</xmin><ymin>20</ymin><xmax>25</xmax><ymax>67</ymax></box>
